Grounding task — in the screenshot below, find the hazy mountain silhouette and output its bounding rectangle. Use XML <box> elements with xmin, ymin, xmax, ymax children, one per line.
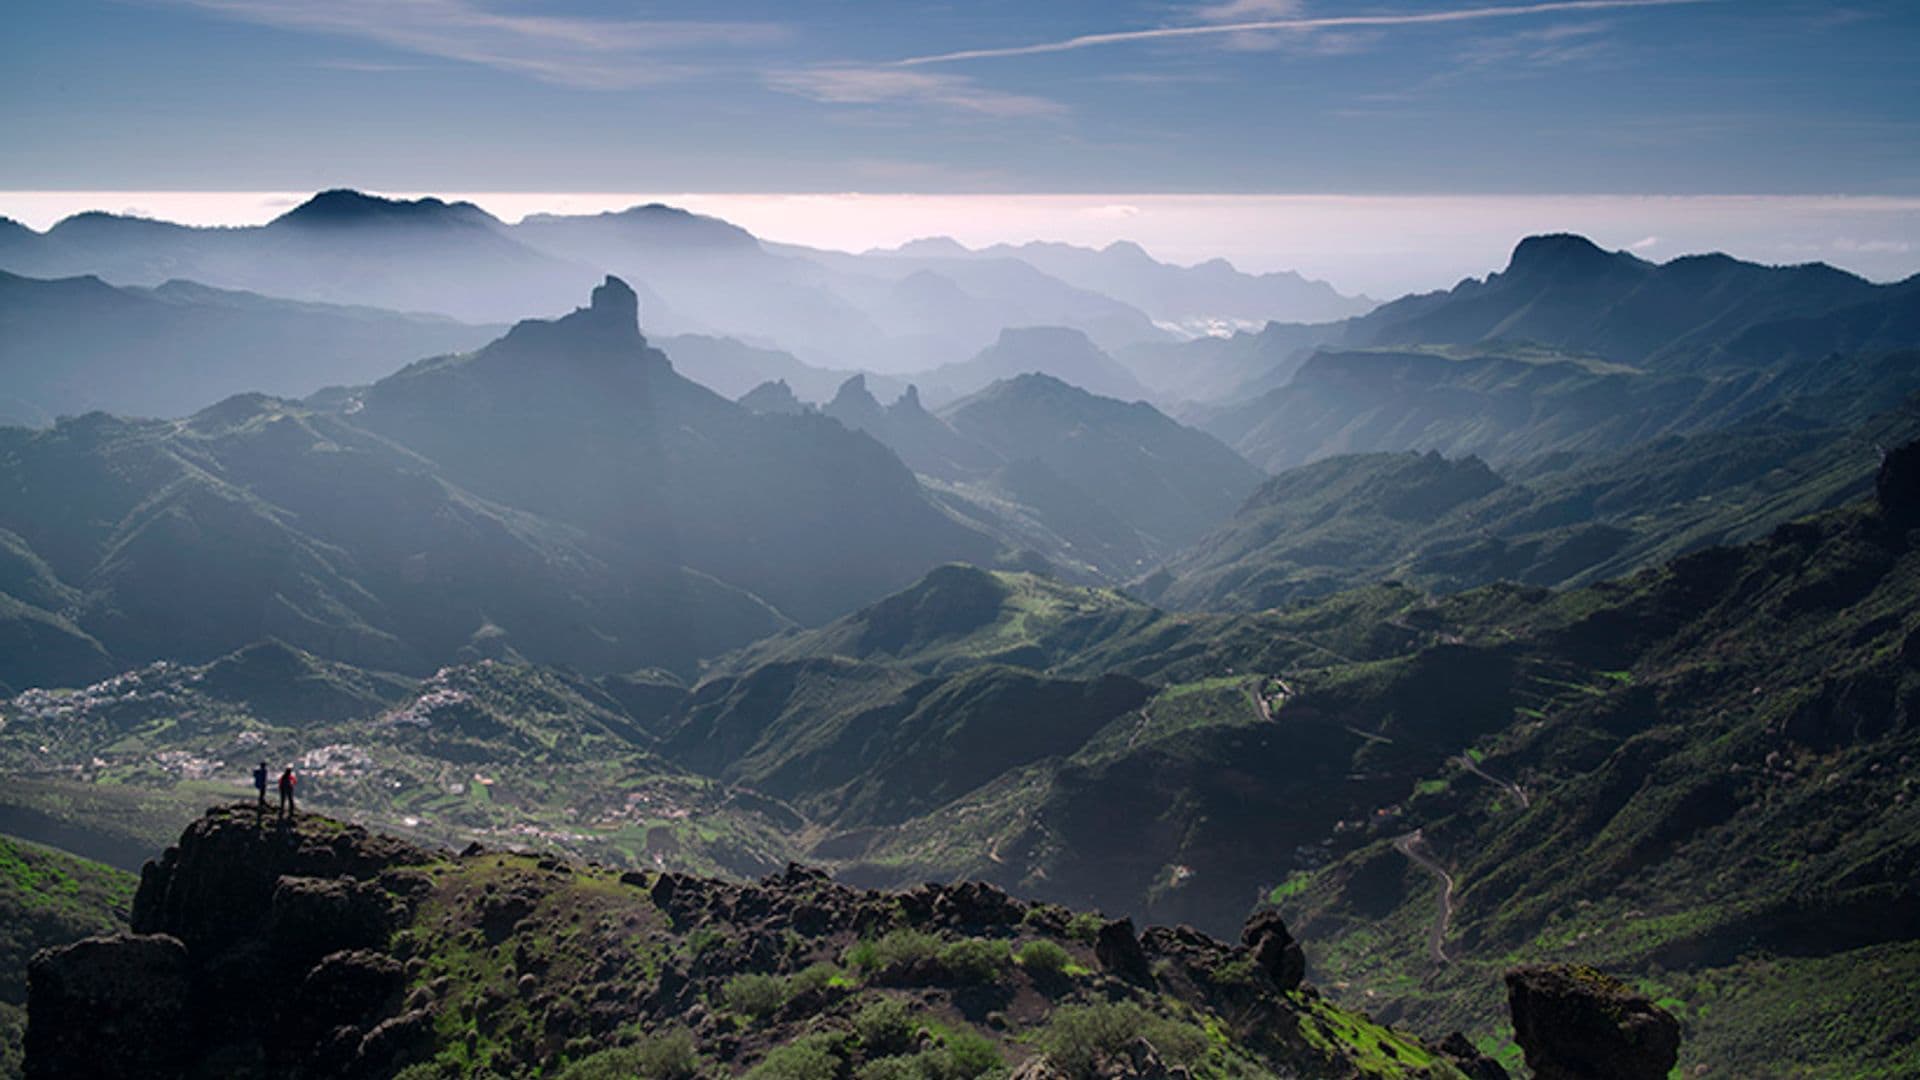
<box><xmin>0</xmin><ymin>269</ymin><xmax>497</xmax><ymax>424</ymax></box>
<box><xmin>0</xmin><ymin>192</ymin><xmax>597</xmax><ymax>323</ymax></box>
<box><xmin>941</xmin><ymin>373</ymin><xmax>1263</xmax><ymax>556</ymax></box>
<box><xmin>0</xmin><ymin>276</ymin><xmax>1009</xmax><ymax>681</ymax></box>
<box><xmin>351</xmin><ymin>276</ymin><xmax>995</xmax><ymax>625</ymax></box>
<box><xmin>737</xmin><ymin>378</ymin><xmax>810</xmax><ymax>415</ymax></box>
<box><xmin>1345</xmin><ymin>233</ymin><xmax>1916</xmax><ymax>367</ymax></box>
<box><xmin>1185</xmin><ymin>236</ymin><xmax>1920</xmax><ymax>470</ymax></box>
<box><xmin>887</xmin><ymin>236</ymin><xmax>1375</xmax><ymax>330</ymax></box>
<box><xmin>656</xmin><ymin>333</ymin><xmax>906</xmax><ymax>403</ymax></box>
<box><xmin>0</xmin><ymin>190</ymin><xmax>1388</xmax><ymax>388</ymax></box>
<box><xmin>914</xmin><ymin>326</ymin><xmax>1153</xmax><ymax>406</ymax></box>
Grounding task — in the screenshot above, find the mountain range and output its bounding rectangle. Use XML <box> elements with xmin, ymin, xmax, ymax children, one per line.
<box><xmin>5</xmin><ymin>197</ymin><xmax>1920</xmax><ymax>1078</ymax></box>
<box><xmin>0</xmin><ymin>190</ymin><xmax>1372</xmax><ymax>383</ymax></box>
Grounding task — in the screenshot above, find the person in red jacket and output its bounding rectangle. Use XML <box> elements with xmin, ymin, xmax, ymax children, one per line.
<box><xmin>278</xmin><ymin>767</ymin><xmax>297</xmax><ymax>820</ymax></box>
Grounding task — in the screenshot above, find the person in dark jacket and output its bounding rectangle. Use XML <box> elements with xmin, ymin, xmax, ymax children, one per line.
<box><xmin>278</xmin><ymin>767</ymin><xmax>297</xmax><ymax>819</ymax></box>
<box><xmin>253</xmin><ymin>761</ymin><xmax>269</xmax><ymax>809</ymax></box>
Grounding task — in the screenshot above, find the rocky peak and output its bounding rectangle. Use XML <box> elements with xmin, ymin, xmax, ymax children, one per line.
<box><xmin>825</xmin><ymin>373</ymin><xmax>887</xmax><ymax>432</ymax></box>
<box><xmin>738</xmin><ymin>378</ymin><xmax>808</xmax><ymax>415</ymax></box>
<box><xmin>489</xmin><ymin>274</ymin><xmax>650</xmax><ymax>358</ymax></box>
<box><xmin>1502</xmin><ymin>233</ymin><xmax>1643</xmax><ymax>282</ymax></box>
<box><xmin>271</xmin><ymin>188</ymin><xmax>501</xmax><ymax>230</ymax></box>
<box><xmin>588</xmin><ymin>274</ymin><xmax>639</xmax><ymax>329</ymax></box>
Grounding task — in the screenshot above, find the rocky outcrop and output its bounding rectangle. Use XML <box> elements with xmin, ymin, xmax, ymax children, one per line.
<box><xmin>31</xmin><ymin>806</ymin><xmax>443</xmax><ymax>1080</ymax></box>
<box><xmin>1240</xmin><ymin>909</ymin><xmax>1306</xmax><ymax>991</ymax></box>
<box><xmin>132</xmin><ymin>805</ymin><xmax>429</xmax><ymax>954</ymax></box>
<box><xmin>25</xmin><ymin>933</ymin><xmax>193</xmax><ymax>1080</ymax></box>
<box><xmin>737</xmin><ymin>379</ymin><xmax>809</xmax><ymax>415</ymax></box>
<box><xmin>1505</xmin><ymin>964</ymin><xmax>1680</xmax><ymax>1080</ymax></box>
<box><xmin>26</xmin><ymin>806</ymin><xmax>1503</xmax><ymax>1080</ymax></box>
<box><xmin>1878</xmin><ymin>438</ymin><xmax>1920</xmax><ymax>523</ymax></box>
<box><xmin>1095</xmin><ymin>917</ymin><xmax>1155</xmax><ymax>985</ymax></box>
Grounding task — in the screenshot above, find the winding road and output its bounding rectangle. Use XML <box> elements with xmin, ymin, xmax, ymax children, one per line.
<box><xmin>1455</xmin><ymin>753</ymin><xmax>1530</xmax><ymax>808</ymax></box>
<box><xmin>1392</xmin><ymin>828</ymin><xmax>1456</xmax><ymax>965</ymax></box>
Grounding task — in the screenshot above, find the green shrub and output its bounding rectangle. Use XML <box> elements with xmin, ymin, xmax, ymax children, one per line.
<box><xmin>1015</xmin><ymin>940</ymin><xmax>1071</xmax><ymax>975</ymax></box>
<box><xmin>854</xmin><ymin>998</ymin><xmax>919</xmax><ymax>1057</ymax></box>
<box><xmin>848</xmin><ymin>929</ymin><xmax>942</xmax><ymax>972</ymax></box>
<box><xmin>746</xmin><ymin>1034</ymin><xmax>845</xmax><ymax>1080</ymax></box>
<box><xmin>852</xmin><ymin>1029</ymin><xmax>1002</xmax><ymax>1080</ymax></box>
<box><xmin>854</xmin><ymin>1058</ymin><xmax>921</xmax><ymax>1080</ymax></box>
<box><xmin>1036</xmin><ymin>1003</ymin><xmax>1208</xmax><ymax>1079</ymax></box>
<box><xmin>722</xmin><ymin>973</ymin><xmax>789</xmax><ymax>1019</ymax></box>
<box><xmin>926</xmin><ymin>1029</ymin><xmax>1002</xmax><ymax>1080</ymax></box>
<box><xmin>789</xmin><ymin>962</ymin><xmax>844</xmax><ymax>996</ymax></box>
<box><xmin>557</xmin><ymin>1030</ymin><xmax>700</xmax><ymax>1080</ymax></box>
<box><xmin>845</xmin><ymin>939</ymin><xmax>879</xmax><ymax>970</ymax></box>
<box><xmin>937</xmin><ymin>939</ymin><xmax>1008</xmax><ymax>984</ymax></box>
<box><xmin>1064</xmin><ymin>913</ymin><xmax>1104</xmax><ymax>945</ymax></box>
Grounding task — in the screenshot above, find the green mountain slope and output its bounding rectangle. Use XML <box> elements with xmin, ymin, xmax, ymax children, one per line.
<box><xmin>1251</xmin><ymin>466</ymin><xmax>1920</xmax><ymax>1075</ymax></box>
<box><xmin>0</xmin><ymin>834</ymin><xmax>135</xmax><ymax>1078</ymax></box>
<box><xmin>1149</xmin><ymin>395</ymin><xmax>1920</xmax><ymax>612</ymax></box>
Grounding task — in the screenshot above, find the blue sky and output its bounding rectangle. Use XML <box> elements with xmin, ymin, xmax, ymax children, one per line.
<box><xmin>4</xmin><ymin>0</ymin><xmax>1917</xmax><ymax>194</ymax></box>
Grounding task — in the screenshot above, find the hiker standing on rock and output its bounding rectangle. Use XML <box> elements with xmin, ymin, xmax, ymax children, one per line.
<box><xmin>278</xmin><ymin>766</ymin><xmax>297</xmax><ymax>819</ymax></box>
<box><xmin>253</xmin><ymin>761</ymin><xmax>269</xmax><ymax>810</ymax></box>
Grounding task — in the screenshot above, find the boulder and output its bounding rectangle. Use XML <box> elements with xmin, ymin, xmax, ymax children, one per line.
<box><xmin>1103</xmin><ymin>1037</ymin><xmax>1190</xmax><ymax>1080</ymax></box>
<box><xmin>270</xmin><ymin>875</ymin><xmax>395</xmax><ymax>967</ymax></box>
<box><xmin>1240</xmin><ymin>910</ymin><xmax>1305</xmax><ymax>991</ymax></box>
<box><xmin>294</xmin><ymin>949</ymin><xmax>406</xmax><ymax>1033</ymax></box>
<box><xmin>25</xmin><ymin>933</ymin><xmax>193</xmax><ymax>1080</ymax></box>
<box><xmin>1094</xmin><ymin>918</ymin><xmax>1155</xmax><ymax>986</ymax></box>
<box><xmin>932</xmin><ymin>880</ymin><xmax>1027</xmax><ymax>928</ymax></box>
<box><xmin>1505</xmin><ymin>964</ymin><xmax>1680</xmax><ymax>1080</ymax></box>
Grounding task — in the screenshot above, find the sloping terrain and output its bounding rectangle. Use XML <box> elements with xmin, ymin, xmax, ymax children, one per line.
<box><xmin>4</xmin><ymin>459</ymin><xmax>1917</xmax><ymax>1074</ymax></box>
<box><xmin>0</xmin><ymin>270</ymin><xmax>497</xmax><ymax>425</ymax></box>
<box><xmin>1146</xmin><ymin>394</ymin><xmax>1920</xmax><ymax>611</ymax></box>
<box><xmin>0</xmin><ymin>275</ymin><xmax>1005</xmax><ymax>681</ymax></box>
<box><xmin>0</xmin><ymin>834</ymin><xmax>134</xmax><ymax>1079</ymax></box>
<box><xmin>939</xmin><ymin>375</ymin><xmax>1264</xmax><ymax>559</ymax></box>
<box><xmin>22</xmin><ymin>805</ymin><xmax>1499</xmax><ymax>1079</ymax></box>
<box><xmin>1187</xmin><ymin>237</ymin><xmax>1920</xmax><ymax>471</ymax></box>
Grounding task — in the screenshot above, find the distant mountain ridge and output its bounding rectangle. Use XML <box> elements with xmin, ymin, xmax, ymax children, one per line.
<box><xmin>0</xmin><ymin>268</ymin><xmax>498</xmax><ymax>424</ymax></box>
<box><xmin>1343</xmin><ymin>232</ymin><xmax>1918</xmax><ymax>370</ymax></box>
<box><xmin>810</xmin><ymin>369</ymin><xmax>1262</xmax><ymax>578</ymax></box>
<box><xmin>0</xmin><ymin>189</ymin><xmax>1373</xmax><ymax>380</ymax></box>
<box><xmin>1183</xmin><ymin>235</ymin><xmax>1920</xmax><ymax>471</ymax></box>
<box><xmin>0</xmin><ymin>275</ymin><xmax>1000</xmax><ymax>684</ymax></box>
<box><xmin>879</xmin><ymin>235</ymin><xmax>1376</xmax><ymax>330</ymax></box>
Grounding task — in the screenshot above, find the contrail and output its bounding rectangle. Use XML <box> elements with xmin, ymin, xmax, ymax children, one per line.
<box><xmin>896</xmin><ymin>0</ymin><xmax>1708</xmax><ymax>66</ymax></box>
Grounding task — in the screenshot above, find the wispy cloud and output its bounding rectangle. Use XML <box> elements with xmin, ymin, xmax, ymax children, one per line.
<box><xmin>897</xmin><ymin>0</ymin><xmax>1709</xmax><ymax>66</ymax></box>
<box><xmin>1186</xmin><ymin>0</ymin><xmax>1305</xmax><ymax>21</ymax></box>
<box><xmin>766</xmin><ymin>67</ymin><xmax>1065</xmax><ymax>118</ymax></box>
<box><xmin>174</xmin><ymin>0</ymin><xmax>784</xmax><ymax>89</ymax></box>
<box><xmin>1451</xmin><ymin>20</ymin><xmax>1616</xmax><ymax>72</ymax></box>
